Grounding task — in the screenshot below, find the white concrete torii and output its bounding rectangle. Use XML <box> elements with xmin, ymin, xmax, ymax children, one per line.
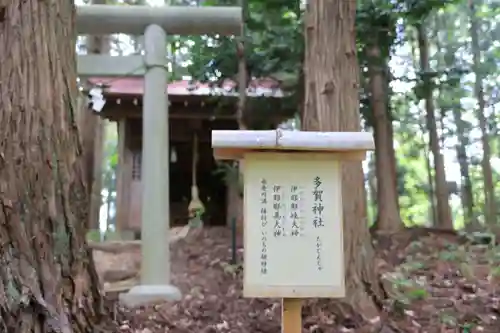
<box><xmin>76</xmin><ymin>4</ymin><xmax>242</xmax><ymax>307</ymax></box>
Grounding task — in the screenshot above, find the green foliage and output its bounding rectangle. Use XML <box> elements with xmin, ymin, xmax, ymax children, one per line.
<box><xmin>88</xmin><ymin>0</ymin><xmax>500</xmax><ymax>231</ymax></box>
<box><xmin>383</xmin><ymin>270</ymin><xmax>429</xmax><ymax>305</ymax></box>
<box><xmin>183</xmin><ymin>0</ymin><xmax>500</xmax><ymax>228</ymax></box>
<box><xmin>86</xmin><ymin>229</ymin><xmax>102</xmax><ymax>242</ymax></box>
<box><xmin>184</xmin><ymin>0</ymin><xmax>303</xmax><ymax>106</ymax></box>
<box><xmin>413</xmin><ymin>0</ymin><xmax>460</xmax><ymax>19</ymax></box>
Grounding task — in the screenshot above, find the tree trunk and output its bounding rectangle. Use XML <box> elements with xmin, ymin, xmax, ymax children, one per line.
<box><xmin>81</xmin><ymin>0</ymin><xmax>109</xmax><ymax>231</ymax></box>
<box><xmin>436</xmin><ymin>13</ymin><xmax>475</xmax><ymax>225</ymax></box>
<box><xmin>0</xmin><ymin>1</ymin><xmax>106</xmax><ymax>331</ymax></box>
<box><xmin>416</xmin><ymin>121</ymin><xmax>437</xmax><ymax>226</ymax></box>
<box><xmin>469</xmin><ymin>0</ymin><xmax>497</xmax><ymax>225</ymax></box>
<box><xmin>366</xmin><ymin>44</ymin><xmax>403</xmax><ymax>233</ymax></box>
<box><xmin>81</xmin><ymin>112</ymin><xmax>104</xmax><ymax>231</ymax></box>
<box><xmin>302</xmin><ymin>1</ymin><xmax>384</xmax><ymax>320</ymax></box>
<box><xmin>233</xmin><ymin>1</ymin><xmax>249</xmax><ymax>243</ymax></box>
<box><xmin>411</xmin><ymin>38</ymin><xmax>437</xmax><ymax>226</ymax></box>
<box><xmin>452</xmin><ymin>108</ymin><xmax>475</xmax><ymax>223</ymax></box>
<box><xmin>416</xmin><ymin>23</ymin><xmax>453</xmax><ymax>229</ymax></box>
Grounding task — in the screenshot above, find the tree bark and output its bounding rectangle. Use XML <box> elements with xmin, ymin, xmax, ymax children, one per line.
<box><xmin>366</xmin><ymin>44</ymin><xmax>403</xmax><ymax>233</ymax></box>
<box><xmin>469</xmin><ymin>0</ymin><xmax>497</xmax><ymax>225</ymax></box>
<box><xmin>302</xmin><ymin>0</ymin><xmax>383</xmax><ymax>320</ymax></box>
<box><xmin>81</xmin><ymin>108</ymin><xmax>105</xmax><ymax>231</ymax></box>
<box><xmin>436</xmin><ymin>13</ymin><xmax>475</xmax><ymax>225</ymax></box>
<box><xmin>81</xmin><ymin>0</ymin><xmax>109</xmax><ymax>231</ymax></box>
<box><xmin>452</xmin><ymin>108</ymin><xmax>475</xmax><ymax>222</ymax></box>
<box><xmin>444</xmin><ymin>74</ymin><xmax>474</xmax><ymax>224</ymax></box>
<box><xmin>416</xmin><ymin>23</ymin><xmax>453</xmax><ymax>229</ymax></box>
<box><xmin>410</xmin><ymin>38</ymin><xmax>437</xmax><ymax>225</ymax></box>
<box><xmin>0</xmin><ymin>1</ymin><xmax>106</xmax><ymax>331</ymax></box>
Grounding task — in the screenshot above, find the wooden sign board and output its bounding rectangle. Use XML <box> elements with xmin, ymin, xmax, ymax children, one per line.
<box><xmin>242</xmin><ymin>152</ymin><xmax>344</xmax><ymax>298</ymax></box>
<box><xmin>211</xmin><ymin>130</ymin><xmax>375</xmax><ymax>300</ymax></box>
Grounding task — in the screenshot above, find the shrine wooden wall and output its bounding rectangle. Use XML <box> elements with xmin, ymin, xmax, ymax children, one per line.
<box><xmin>115</xmin><ymin>117</ymin><xmax>232</xmax><ymax>233</ymax></box>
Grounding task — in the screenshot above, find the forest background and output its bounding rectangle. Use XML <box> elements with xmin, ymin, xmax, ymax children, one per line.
<box><xmin>93</xmin><ymin>0</ymin><xmax>500</xmax><ymax>234</ymax></box>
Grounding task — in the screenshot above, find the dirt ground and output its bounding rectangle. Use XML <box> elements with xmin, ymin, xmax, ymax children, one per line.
<box><xmin>95</xmin><ymin>227</ymin><xmax>500</xmax><ymax>333</ymax></box>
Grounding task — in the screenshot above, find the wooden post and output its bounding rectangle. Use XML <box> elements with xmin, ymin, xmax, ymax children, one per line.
<box><xmin>282</xmin><ymin>298</ymin><xmax>302</xmax><ymax>333</ymax></box>
<box><xmin>114</xmin><ymin>119</ymin><xmax>127</xmax><ymax>233</ymax></box>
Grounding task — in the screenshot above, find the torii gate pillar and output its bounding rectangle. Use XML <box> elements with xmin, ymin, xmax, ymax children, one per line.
<box><xmin>118</xmin><ymin>24</ymin><xmax>181</xmax><ymax>307</ymax></box>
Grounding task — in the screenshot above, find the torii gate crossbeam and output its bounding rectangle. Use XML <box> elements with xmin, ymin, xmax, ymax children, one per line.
<box><xmin>77</xmin><ymin>5</ymin><xmax>242</xmax><ymax>307</ymax></box>
<box><xmin>77</xmin><ymin>5</ymin><xmax>240</xmax><ymax>35</ymax></box>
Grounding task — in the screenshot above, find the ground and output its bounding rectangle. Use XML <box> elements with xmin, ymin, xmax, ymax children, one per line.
<box><xmin>93</xmin><ymin>227</ymin><xmax>500</xmax><ymax>333</ymax></box>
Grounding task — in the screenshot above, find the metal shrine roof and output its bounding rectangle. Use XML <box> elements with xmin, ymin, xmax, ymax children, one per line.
<box><xmin>85</xmin><ymin>77</ymin><xmax>285</xmax><ymax>98</ymax></box>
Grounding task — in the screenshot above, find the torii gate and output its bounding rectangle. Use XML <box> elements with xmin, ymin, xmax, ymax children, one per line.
<box><xmin>76</xmin><ymin>4</ymin><xmax>242</xmax><ymax>307</ymax></box>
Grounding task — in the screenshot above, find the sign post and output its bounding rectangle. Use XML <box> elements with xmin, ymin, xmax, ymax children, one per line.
<box><xmin>212</xmin><ymin>129</ymin><xmax>375</xmax><ymax>332</ymax></box>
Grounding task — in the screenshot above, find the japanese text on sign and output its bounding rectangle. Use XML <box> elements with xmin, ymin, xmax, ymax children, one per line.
<box><xmin>290</xmin><ymin>185</ymin><xmax>300</xmax><ymax>236</ymax></box>
<box><xmin>273</xmin><ymin>185</ymin><xmax>284</xmax><ymax>237</ymax></box>
<box><xmin>242</xmin><ymin>153</ymin><xmax>345</xmax><ymax>298</ymax></box>
<box><xmin>260</xmin><ymin>178</ymin><xmax>268</xmax><ymax>275</ymax></box>
<box><xmin>312</xmin><ymin>176</ymin><xmax>325</xmax><ymax>228</ymax></box>
<box><xmin>316</xmin><ymin>236</ymin><xmax>322</xmax><ymax>271</ymax></box>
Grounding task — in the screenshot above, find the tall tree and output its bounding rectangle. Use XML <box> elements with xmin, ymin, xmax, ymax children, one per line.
<box><xmin>416</xmin><ymin>22</ymin><xmax>453</xmax><ymax>229</ymax></box>
<box><xmin>0</xmin><ymin>1</ymin><xmax>105</xmax><ymax>331</ymax></box>
<box><xmin>436</xmin><ymin>11</ymin><xmax>475</xmax><ymax>224</ymax></box>
<box><xmin>361</xmin><ymin>6</ymin><xmax>403</xmax><ymax>232</ymax></box>
<box><xmin>450</xmin><ymin>91</ymin><xmax>475</xmax><ymax>223</ymax></box>
<box><xmin>302</xmin><ymin>0</ymin><xmax>384</xmax><ymax>319</ymax></box>
<box><xmin>406</xmin><ymin>31</ymin><xmax>437</xmax><ymax>225</ymax></box>
<box><xmin>82</xmin><ymin>0</ymin><xmax>109</xmax><ymax>231</ymax></box>
<box><xmin>468</xmin><ymin>0</ymin><xmax>497</xmax><ymax>225</ymax></box>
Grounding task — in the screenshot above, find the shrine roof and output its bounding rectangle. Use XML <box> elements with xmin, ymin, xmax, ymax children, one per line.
<box><xmin>84</xmin><ymin>77</ymin><xmax>285</xmax><ymax>98</ymax></box>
